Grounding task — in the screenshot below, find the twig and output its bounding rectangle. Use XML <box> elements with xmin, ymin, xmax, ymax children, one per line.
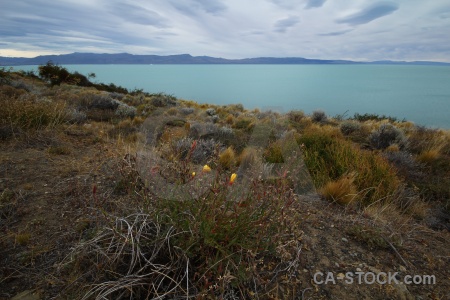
<box><xmin>382</xmin><ymin>236</ymin><xmax>409</xmax><ymax>267</ymax></box>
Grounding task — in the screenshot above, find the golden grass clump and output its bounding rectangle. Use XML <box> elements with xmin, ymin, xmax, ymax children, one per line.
<box><xmin>386</xmin><ymin>144</ymin><xmax>400</xmax><ymax>152</ymax></box>
<box><xmin>417</xmin><ymin>149</ymin><xmax>440</xmax><ymax>164</ymax></box>
<box><xmin>218</xmin><ymin>146</ymin><xmax>236</xmax><ymax>170</ymax></box>
<box><xmin>165</xmin><ymin>107</ymin><xmax>178</xmax><ymax>116</ymax></box>
<box><xmin>226</xmin><ymin>114</ymin><xmax>234</xmax><ymax>125</ymax></box>
<box><xmin>319</xmin><ymin>173</ymin><xmax>357</xmax><ymax>205</ymax></box>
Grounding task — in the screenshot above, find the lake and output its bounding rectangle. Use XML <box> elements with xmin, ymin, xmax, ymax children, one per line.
<box><xmin>10</xmin><ymin>64</ymin><xmax>450</xmax><ymax>128</ymax></box>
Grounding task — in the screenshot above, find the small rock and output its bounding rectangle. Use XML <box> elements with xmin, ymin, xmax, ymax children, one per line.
<box><xmin>337</xmin><ymin>273</ymin><xmax>345</xmax><ymax>280</ymax></box>
<box><xmin>356</xmin><ymin>268</ymin><xmax>362</xmax><ymax>272</ymax></box>
<box><xmin>342</xmin><ymin>237</ymin><xmax>348</xmax><ymax>243</ymax></box>
<box><xmin>303</xmin><ymin>269</ymin><xmax>309</xmax><ymax>273</ymax></box>
<box><xmin>399</xmin><ymin>265</ymin><xmax>407</xmax><ymax>272</ymax></box>
<box><xmin>331</xmin><ymin>224</ymin><xmax>334</xmax><ymax>228</ymax></box>
<box><xmin>335</xmin><ymin>262</ymin><xmax>340</xmax><ymax>267</ymax></box>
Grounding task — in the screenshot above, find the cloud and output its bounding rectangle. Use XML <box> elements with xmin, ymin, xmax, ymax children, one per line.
<box><xmin>318</xmin><ymin>29</ymin><xmax>352</xmax><ymax>36</ymax></box>
<box><xmin>269</xmin><ymin>0</ymin><xmax>300</xmax><ymax>10</ymax></box>
<box><xmin>107</xmin><ymin>3</ymin><xmax>169</xmax><ymax>27</ymax></box>
<box><xmin>169</xmin><ymin>0</ymin><xmax>227</xmax><ymax>16</ymax></box>
<box><xmin>1</xmin><ymin>0</ymin><xmax>449</xmax><ymax>62</ymax></box>
<box><xmin>193</xmin><ymin>0</ymin><xmax>227</xmax><ymax>14</ymax></box>
<box><xmin>305</xmin><ymin>0</ymin><xmax>327</xmax><ymax>9</ymax></box>
<box><xmin>337</xmin><ymin>2</ymin><xmax>399</xmax><ymax>26</ymax></box>
<box><xmin>274</xmin><ymin>16</ymin><xmax>300</xmax><ymax>33</ymax></box>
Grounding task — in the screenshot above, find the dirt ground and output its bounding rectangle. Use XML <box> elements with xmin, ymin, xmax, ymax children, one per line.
<box><xmin>1</xmin><ymin>126</ymin><xmax>449</xmax><ymax>300</ymax></box>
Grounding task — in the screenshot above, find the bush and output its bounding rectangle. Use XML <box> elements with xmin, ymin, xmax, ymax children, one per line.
<box><xmin>353</xmin><ymin>112</ymin><xmax>402</xmax><ymax>123</ymax></box>
<box><xmin>180</xmin><ymin>107</ymin><xmax>195</xmax><ymax>115</ymax></box>
<box><xmin>38</xmin><ymin>61</ymin><xmax>72</xmax><ymax>86</ymax></box>
<box><xmin>115</xmin><ymin>102</ymin><xmax>137</xmax><ymax>118</ymax></box>
<box><xmin>383</xmin><ymin>151</ymin><xmax>424</xmax><ymax>180</ymax></box>
<box><xmin>287</xmin><ymin>110</ymin><xmax>305</xmax><ymax>123</ymax></box>
<box><xmin>205</xmin><ymin>108</ymin><xmax>216</xmax><ymax>116</ymax></box>
<box><xmin>311</xmin><ymin>110</ymin><xmax>328</xmax><ymax>123</ymax></box>
<box><xmin>150</xmin><ymin>93</ymin><xmax>177</xmax><ymax>107</ymax></box>
<box><xmin>88</xmin><ymin>94</ymin><xmax>119</xmax><ymax>110</ymax></box>
<box><xmin>340</xmin><ymin>121</ymin><xmax>362</xmax><ymax>136</ymax></box>
<box><xmin>175</xmin><ymin>137</ymin><xmax>220</xmax><ymax>164</ymax></box>
<box><xmin>65</xmin><ymin>108</ymin><xmax>87</xmax><ymax>124</ymax></box>
<box><xmin>369</xmin><ymin>124</ymin><xmax>408</xmax><ymax>150</ymax></box>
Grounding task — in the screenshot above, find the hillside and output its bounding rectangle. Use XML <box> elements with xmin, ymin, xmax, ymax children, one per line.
<box><xmin>0</xmin><ymin>66</ymin><xmax>449</xmax><ymax>299</ymax></box>
<box><xmin>1</xmin><ymin>52</ymin><xmax>449</xmax><ymax>66</ymax></box>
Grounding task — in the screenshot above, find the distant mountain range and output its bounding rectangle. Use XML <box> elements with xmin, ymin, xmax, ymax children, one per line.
<box><xmin>1</xmin><ymin>52</ymin><xmax>449</xmax><ymax>66</ymax></box>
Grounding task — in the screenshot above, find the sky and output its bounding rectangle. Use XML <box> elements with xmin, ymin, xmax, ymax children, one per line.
<box><xmin>1</xmin><ymin>0</ymin><xmax>450</xmax><ymax>62</ymax></box>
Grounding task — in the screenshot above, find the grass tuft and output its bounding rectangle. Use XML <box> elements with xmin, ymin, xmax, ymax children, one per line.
<box><xmin>218</xmin><ymin>146</ymin><xmax>236</xmax><ymax>170</ymax></box>
<box><xmin>319</xmin><ymin>173</ymin><xmax>358</xmax><ymax>205</ymax></box>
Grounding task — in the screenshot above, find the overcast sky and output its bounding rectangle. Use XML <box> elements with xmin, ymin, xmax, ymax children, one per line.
<box><xmin>1</xmin><ymin>0</ymin><xmax>449</xmax><ymax>61</ymax></box>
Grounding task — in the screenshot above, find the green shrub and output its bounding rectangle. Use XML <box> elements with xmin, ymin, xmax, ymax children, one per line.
<box><xmin>353</xmin><ymin>112</ymin><xmax>402</xmax><ymax>123</ymax></box>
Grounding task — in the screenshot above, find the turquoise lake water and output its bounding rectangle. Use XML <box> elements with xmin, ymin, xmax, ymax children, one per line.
<box><xmin>10</xmin><ymin>64</ymin><xmax>450</xmax><ymax>128</ymax></box>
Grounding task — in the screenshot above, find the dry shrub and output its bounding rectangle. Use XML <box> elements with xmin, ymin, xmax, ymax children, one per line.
<box><xmin>320</xmin><ymin>173</ymin><xmax>358</xmax><ymax>205</ymax></box>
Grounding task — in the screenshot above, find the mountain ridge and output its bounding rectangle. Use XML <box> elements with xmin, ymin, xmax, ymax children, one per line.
<box><xmin>1</xmin><ymin>52</ymin><xmax>449</xmax><ymax>66</ymax></box>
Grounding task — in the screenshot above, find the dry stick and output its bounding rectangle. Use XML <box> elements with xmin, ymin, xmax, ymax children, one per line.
<box><xmin>382</xmin><ymin>236</ymin><xmax>409</xmax><ymax>267</ymax></box>
<box><xmin>186</xmin><ymin>258</ymin><xmax>189</xmax><ymax>300</ymax></box>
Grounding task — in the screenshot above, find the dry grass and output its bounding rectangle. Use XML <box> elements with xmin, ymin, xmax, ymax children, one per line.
<box><xmin>417</xmin><ymin>149</ymin><xmax>440</xmax><ymax>164</ymax></box>
<box><xmin>218</xmin><ymin>146</ymin><xmax>236</xmax><ymax>170</ymax></box>
<box><xmin>319</xmin><ymin>172</ymin><xmax>358</xmax><ymax>205</ymax></box>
